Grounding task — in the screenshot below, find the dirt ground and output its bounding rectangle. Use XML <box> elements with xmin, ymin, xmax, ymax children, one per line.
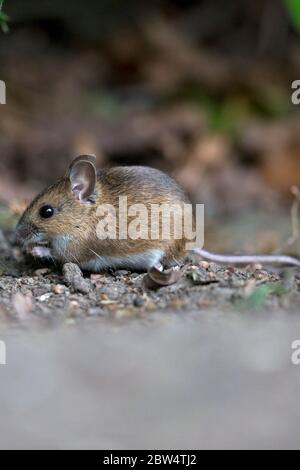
<box><xmin>1</xmin><ymin>227</ymin><xmax>300</xmax><ymax>449</ymax></box>
<box><xmin>1</xmin><ymin>225</ymin><xmax>300</xmax><ymax>325</ymax></box>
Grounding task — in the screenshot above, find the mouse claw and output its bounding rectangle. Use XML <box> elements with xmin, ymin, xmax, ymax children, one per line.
<box><xmin>143</xmin><ymin>264</ymin><xmax>182</xmax><ymax>289</ymax></box>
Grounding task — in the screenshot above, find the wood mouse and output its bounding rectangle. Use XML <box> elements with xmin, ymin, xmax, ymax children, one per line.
<box><xmin>16</xmin><ymin>154</ymin><xmax>300</xmax><ymax>275</ymax></box>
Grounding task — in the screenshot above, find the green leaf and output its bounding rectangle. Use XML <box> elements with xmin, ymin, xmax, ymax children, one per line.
<box><xmin>285</xmin><ymin>0</ymin><xmax>300</xmax><ymax>34</ymax></box>
<box><xmin>0</xmin><ymin>0</ymin><xmax>9</xmax><ymax>33</ymax></box>
<box><xmin>237</xmin><ymin>282</ymin><xmax>289</xmax><ymax>312</ymax></box>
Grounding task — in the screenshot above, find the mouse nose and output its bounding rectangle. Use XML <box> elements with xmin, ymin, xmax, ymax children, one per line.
<box><xmin>15</xmin><ymin>221</ymin><xmax>36</xmax><ymax>244</ymax></box>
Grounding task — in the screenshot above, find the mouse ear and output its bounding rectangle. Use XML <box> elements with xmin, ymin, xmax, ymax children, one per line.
<box><xmin>68</xmin><ymin>154</ymin><xmax>97</xmax><ymax>202</ymax></box>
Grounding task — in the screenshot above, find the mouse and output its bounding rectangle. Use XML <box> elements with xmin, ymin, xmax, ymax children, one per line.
<box><xmin>15</xmin><ymin>154</ymin><xmax>300</xmax><ymax>277</ymax></box>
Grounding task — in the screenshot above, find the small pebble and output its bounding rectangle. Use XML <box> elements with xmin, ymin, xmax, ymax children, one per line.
<box><xmin>199</xmin><ymin>261</ymin><xmax>209</xmax><ymax>269</ymax></box>
<box><xmin>63</xmin><ymin>263</ymin><xmax>91</xmax><ymax>294</ymax></box>
<box><xmin>87</xmin><ymin>307</ymin><xmax>107</xmax><ymax>317</ymax></box>
<box><xmin>69</xmin><ymin>300</ymin><xmax>80</xmax><ymax>309</ymax></box>
<box><xmin>52</xmin><ymin>284</ymin><xmax>66</xmax><ymax>294</ymax></box>
<box><xmin>253</xmin><ymin>263</ymin><xmax>263</xmax><ymax>271</ymax></box>
<box><xmin>133</xmin><ymin>296</ymin><xmax>145</xmax><ymax>307</ymax></box>
<box><xmin>90</xmin><ymin>274</ymin><xmax>104</xmax><ymax>282</ymax></box>
<box><xmin>100</xmin><ymin>293</ymin><xmax>109</xmax><ymax>301</ymax></box>
<box><xmin>38</xmin><ymin>293</ymin><xmax>51</xmax><ymax>302</ymax></box>
<box><xmin>34</xmin><ymin>268</ymin><xmax>50</xmax><ymax>276</ymax></box>
<box><xmin>115</xmin><ymin>270</ymin><xmax>129</xmax><ymax>276</ymax></box>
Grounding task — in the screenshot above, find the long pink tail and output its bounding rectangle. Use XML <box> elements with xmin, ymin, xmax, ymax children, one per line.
<box><xmin>194</xmin><ymin>248</ymin><xmax>300</xmax><ymax>267</ymax></box>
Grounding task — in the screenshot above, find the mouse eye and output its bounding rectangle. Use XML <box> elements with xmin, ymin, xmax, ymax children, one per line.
<box><xmin>39</xmin><ymin>205</ymin><xmax>54</xmax><ymax>219</ymax></box>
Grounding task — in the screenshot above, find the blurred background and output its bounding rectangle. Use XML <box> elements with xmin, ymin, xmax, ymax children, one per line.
<box><xmin>2</xmin><ymin>1</ymin><xmax>300</xmax><ymax>450</ymax></box>
<box><xmin>1</xmin><ymin>0</ymin><xmax>300</xmax><ymax>252</ymax></box>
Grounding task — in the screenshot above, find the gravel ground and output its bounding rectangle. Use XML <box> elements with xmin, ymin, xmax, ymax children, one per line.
<box><xmin>1</xmin><ymin>228</ymin><xmax>299</xmax><ymax>324</ymax></box>
<box><xmin>1</xmin><ymin>228</ymin><xmax>300</xmax><ymax>449</ymax></box>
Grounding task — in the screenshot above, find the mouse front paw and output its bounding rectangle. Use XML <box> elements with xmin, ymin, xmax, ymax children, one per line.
<box><xmin>30</xmin><ymin>246</ymin><xmax>53</xmax><ymax>259</ymax></box>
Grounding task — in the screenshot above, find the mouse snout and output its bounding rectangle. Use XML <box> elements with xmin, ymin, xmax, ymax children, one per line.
<box><xmin>15</xmin><ymin>221</ymin><xmax>37</xmax><ymax>245</ymax></box>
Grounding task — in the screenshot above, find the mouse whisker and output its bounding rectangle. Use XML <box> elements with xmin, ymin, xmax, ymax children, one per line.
<box><xmin>88</xmin><ymin>248</ymin><xmax>102</xmax><ymax>260</ymax></box>
<box><xmin>68</xmin><ymin>251</ymin><xmax>80</xmax><ymax>265</ymax></box>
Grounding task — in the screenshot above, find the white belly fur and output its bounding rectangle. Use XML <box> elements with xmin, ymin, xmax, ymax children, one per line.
<box><xmin>80</xmin><ymin>249</ymin><xmax>164</xmax><ymax>272</ymax></box>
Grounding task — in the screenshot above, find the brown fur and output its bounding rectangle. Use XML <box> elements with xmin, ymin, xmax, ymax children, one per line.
<box><xmin>17</xmin><ymin>164</ymin><xmax>192</xmax><ymax>267</ymax></box>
